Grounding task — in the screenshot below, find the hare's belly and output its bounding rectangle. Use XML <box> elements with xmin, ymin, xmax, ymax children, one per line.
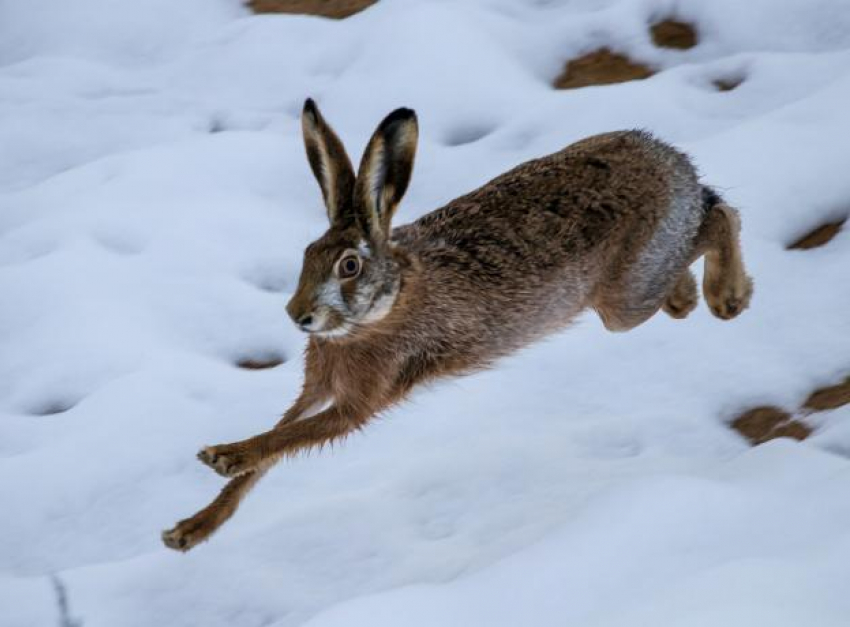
<box><xmin>622</xmin><ymin>189</ymin><xmax>702</xmax><ymax>308</ymax></box>
<box><xmin>487</xmin><ymin>269</ymin><xmax>590</xmax><ymax>345</ymax></box>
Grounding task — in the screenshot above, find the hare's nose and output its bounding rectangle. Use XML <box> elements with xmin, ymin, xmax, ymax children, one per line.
<box><xmin>286</xmin><ymin>300</ymin><xmax>314</xmax><ymax>330</ymax></box>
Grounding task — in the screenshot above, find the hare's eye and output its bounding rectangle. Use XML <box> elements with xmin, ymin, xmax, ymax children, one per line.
<box><xmin>337</xmin><ymin>255</ymin><xmax>361</xmax><ymax>279</ymax></box>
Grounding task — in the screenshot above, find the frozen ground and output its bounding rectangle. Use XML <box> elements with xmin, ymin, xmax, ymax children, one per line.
<box><xmin>1</xmin><ymin>0</ymin><xmax>849</xmax><ymax>625</ymax></box>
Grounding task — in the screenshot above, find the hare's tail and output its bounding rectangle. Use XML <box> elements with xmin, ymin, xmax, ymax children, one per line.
<box><xmin>701</xmin><ymin>185</ymin><xmax>724</xmax><ymax>214</ymax></box>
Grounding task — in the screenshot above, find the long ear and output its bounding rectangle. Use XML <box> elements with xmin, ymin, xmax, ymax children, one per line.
<box><xmin>354</xmin><ymin>108</ymin><xmax>418</xmax><ymax>243</ymax></box>
<box><xmin>301</xmin><ymin>98</ymin><xmax>356</xmax><ymax>227</ymax></box>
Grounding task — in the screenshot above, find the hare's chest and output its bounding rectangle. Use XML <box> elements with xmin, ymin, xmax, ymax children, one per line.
<box><xmin>320</xmin><ymin>342</ymin><xmax>398</xmax><ymax>403</ymax></box>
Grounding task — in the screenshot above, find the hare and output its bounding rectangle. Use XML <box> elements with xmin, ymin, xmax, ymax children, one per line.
<box><xmin>162</xmin><ymin>99</ymin><xmax>753</xmax><ymax>551</ymax></box>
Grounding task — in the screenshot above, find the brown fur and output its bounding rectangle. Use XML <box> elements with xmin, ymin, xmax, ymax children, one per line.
<box><xmin>162</xmin><ymin>102</ymin><xmax>754</xmax><ymax>551</ymax></box>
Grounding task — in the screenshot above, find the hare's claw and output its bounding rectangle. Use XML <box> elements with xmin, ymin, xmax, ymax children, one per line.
<box><xmin>197</xmin><ymin>445</ymin><xmax>255</xmax><ymax>478</ymax></box>
<box><xmin>162</xmin><ymin>516</ymin><xmax>211</xmax><ymax>552</ymax></box>
<box><xmin>706</xmin><ymin>274</ymin><xmax>753</xmax><ymax>320</ymax></box>
<box><xmin>663</xmin><ymin>271</ymin><xmax>698</xmax><ymax>319</ymax></box>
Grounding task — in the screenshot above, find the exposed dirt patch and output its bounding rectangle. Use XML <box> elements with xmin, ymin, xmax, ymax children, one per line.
<box><xmin>650</xmin><ymin>19</ymin><xmax>698</xmax><ymax>50</ymax></box>
<box><xmin>247</xmin><ymin>0</ymin><xmax>377</xmax><ymax>18</ymax></box>
<box><xmin>553</xmin><ymin>18</ymin><xmax>698</xmax><ymax>90</ymax></box>
<box><xmin>237</xmin><ymin>355</ymin><xmax>285</xmax><ymax>370</ymax></box>
<box><xmin>804</xmin><ymin>376</ymin><xmax>850</xmax><ymax>412</ymax></box>
<box><xmin>787</xmin><ymin>217</ymin><xmax>847</xmax><ymax>250</ymax></box>
<box><xmin>554</xmin><ymin>49</ymin><xmax>655</xmax><ymax>90</ymax></box>
<box><xmin>730</xmin><ymin>374</ymin><xmax>850</xmax><ymax>445</ymax></box>
<box><xmin>730</xmin><ymin>406</ymin><xmax>812</xmax><ymax>445</ymax></box>
<box><xmin>713</xmin><ymin>77</ymin><xmax>744</xmax><ymax>92</ymax></box>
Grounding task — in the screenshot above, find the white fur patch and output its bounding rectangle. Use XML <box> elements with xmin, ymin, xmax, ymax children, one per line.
<box><xmin>313</xmin><ymin>323</ymin><xmax>353</xmax><ymax>339</ymax></box>
<box><xmin>305</xmin><ymin>309</ymin><xmax>330</xmax><ymax>332</ymax></box>
<box><xmin>316</xmin><ymin>278</ymin><xmax>345</xmax><ymax>311</ymax></box>
<box><xmin>364</xmin><ymin>140</ymin><xmax>387</xmax><ymax>227</ymax></box>
<box><xmin>291</xmin><ymin>398</ymin><xmax>333</xmax><ymax>422</ymax></box>
<box><xmin>361</xmin><ymin>289</ymin><xmax>398</xmax><ymax>324</ymax></box>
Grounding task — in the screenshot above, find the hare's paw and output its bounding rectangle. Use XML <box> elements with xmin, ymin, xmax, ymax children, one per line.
<box><xmin>663</xmin><ymin>271</ymin><xmax>698</xmax><ymax>319</ymax></box>
<box><xmin>663</xmin><ymin>295</ymin><xmax>697</xmax><ymax>319</ymax></box>
<box><xmin>706</xmin><ymin>273</ymin><xmax>753</xmax><ymax>320</ymax></box>
<box><xmin>197</xmin><ymin>444</ymin><xmax>257</xmax><ymax>478</ymax></box>
<box><xmin>162</xmin><ymin>515</ymin><xmax>213</xmax><ymax>552</ymax></box>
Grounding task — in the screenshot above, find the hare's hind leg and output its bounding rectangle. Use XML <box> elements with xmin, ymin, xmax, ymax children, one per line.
<box><xmin>594</xmin><ymin>251</ymin><xmax>697</xmax><ymax>331</ymax></box>
<box><xmin>662</xmin><ymin>269</ymin><xmax>698</xmax><ymax>319</ymax></box>
<box><xmin>594</xmin><ymin>272</ymin><xmax>682</xmax><ymax>332</ymax></box>
<box><xmin>695</xmin><ymin>203</ymin><xmax>753</xmax><ymax>320</ymax></box>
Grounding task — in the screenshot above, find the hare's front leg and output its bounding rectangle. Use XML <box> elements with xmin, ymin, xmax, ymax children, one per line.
<box><xmin>197</xmin><ymin>381</ymin><xmax>330</xmax><ymax>476</ymax></box>
<box><xmin>162</xmin><ymin>470</ymin><xmax>266</xmax><ymax>551</ymax></box>
<box><xmin>198</xmin><ymin>404</ymin><xmax>373</xmax><ymax>478</ymax></box>
<box><xmin>162</xmin><ymin>387</ymin><xmax>327</xmax><ymax>551</ymax></box>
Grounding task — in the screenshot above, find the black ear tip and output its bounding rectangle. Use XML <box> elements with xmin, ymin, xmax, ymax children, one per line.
<box><xmin>303</xmin><ymin>98</ymin><xmax>318</xmax><ymax>120</ymax></box>
<box><xmin>381</xmin><ymin>107</ymin><xmax>417</xmax><ymax>129</ymax></box>
<box><xmin>395</xmin><ymin>107</ymin><xmax>416</xmax><ymax>120</ymax></box>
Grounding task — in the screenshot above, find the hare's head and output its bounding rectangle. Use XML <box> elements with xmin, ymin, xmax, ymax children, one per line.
<box><xmin>286</xmin><ymin>99</ymin><xmax>418</xmax><ymax>338</ymax></box>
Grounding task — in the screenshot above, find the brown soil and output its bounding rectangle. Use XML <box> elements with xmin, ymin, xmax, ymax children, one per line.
<box><xmin>787</xmin><ymin>217</ymin><xmax>847</xmax><ymax>250</ymax></box>
<box><xmin>730</xmin><ymin>406</ymin><xmax>812</xmax><ymax>445</ymax></box>
<box><xmin>713</xmin><ymin>77</ymin><xmax>744</xmax><ymax>92</ymax></box>
<box><xmin>554</xmin><ymin>49</ymin><xmax>655</xmax><ymax>90</ymax></box>
<box><xmin>650</xmin><ymin>19</ymin><xmax>698</xmax><ymax>50</ymax></box>
<box><xmin>804</xmin><ymin>376</ymin><xmax>850</xmax><ymax>412</ymax></box>
<box><xmin>730</xmin><ymin>375</ymin><xmax>850</xmax><ymax>445</ymax></box>
<box><xmin>237</xmin><ymin>356</ymin><xmax>285</xmax><ymax>370</ymax></box>
<box><xmin>247</xmin><ymin>0</ymin><xmax>377</xmax><ymax>18</ymax></box>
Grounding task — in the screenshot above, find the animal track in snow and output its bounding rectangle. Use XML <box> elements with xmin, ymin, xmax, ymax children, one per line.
<box><xmin>27</xmin><ymin>396</ymin><xmax>80</xmax><ymax>417</ymax></box>
<box><xmin>442</xmin><ymin>123</ymin><xmax>495</xmax><ymax>147</ymax></box>
<box><xmin>712</xmin><ymin>75</ymin><xmax>745</xmax><ymax>92</ymax></box>
<box><xmin>91</xmin><ymin>230</ymin><xmax>146</xmax><ymax>256</ymax></box>
<box><xmin>235</xmin><ymin>353</ymin><xmax>286</xmax><ymax>370</ymax></box>
<box><xmin>241</xmin><ymin>262</ymin><xmax>292</xmax><ymax>294</ymax></box>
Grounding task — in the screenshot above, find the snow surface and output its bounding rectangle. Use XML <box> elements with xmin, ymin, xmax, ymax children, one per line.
<box><xmin>1</xmin><ymin>0</ymin><xmax>849</xmax><ymax>625</ymax></box>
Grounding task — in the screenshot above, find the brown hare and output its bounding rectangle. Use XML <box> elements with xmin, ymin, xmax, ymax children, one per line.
<box><xmin>163</xmin><ymin>99</ymin><xmax>753</xmax><ymax>551</ymax></box>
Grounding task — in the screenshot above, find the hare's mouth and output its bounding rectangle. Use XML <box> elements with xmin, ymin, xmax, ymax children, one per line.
<box><xmin>297</xmin><ymin>308</ymin><xmax>353</xmax><ymax>338</ymax></box>
<box><xmin>312</xmin><ymin>323</ymin><xmax>353</xmax><ymax>339</ymax></box>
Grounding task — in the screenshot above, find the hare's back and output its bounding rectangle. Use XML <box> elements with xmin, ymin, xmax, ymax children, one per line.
<box><xmin>401</xmin><ymin>131</ymin><xmax>698</xmax><ymax>262</ymax></box>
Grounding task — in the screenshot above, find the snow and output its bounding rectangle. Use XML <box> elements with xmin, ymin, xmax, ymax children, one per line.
<box><xmin>302</xmin><ymin>441</ymin><xmax>850</xmax><ymax>627</ymax></box>
<box><xmin>1</xmin><ymin>0</ymin><xmax>849</xmax><ymax>626</ymax></box>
